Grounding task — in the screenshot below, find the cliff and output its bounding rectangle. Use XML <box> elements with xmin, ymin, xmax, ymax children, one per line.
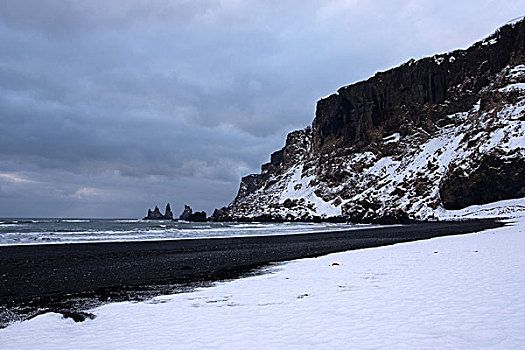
<box><xmin>220</xmin><ymin>18</ymin><xmax>525</xmax><ymax>223</ymax></box>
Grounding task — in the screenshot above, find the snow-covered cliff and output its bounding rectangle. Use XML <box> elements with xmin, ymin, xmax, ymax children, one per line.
<box><xmin>218</xmin><ymin>18</ymin><xmax>525</xmax><ymax>223</ymax></box>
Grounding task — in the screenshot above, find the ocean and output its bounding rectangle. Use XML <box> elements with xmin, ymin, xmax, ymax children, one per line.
<box><xmin>0</xmin><ymin>219</ymin><xmax>359</xmax><ymax>246</ymax></box>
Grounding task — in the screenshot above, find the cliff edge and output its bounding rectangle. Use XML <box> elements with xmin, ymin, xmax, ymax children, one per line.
<box><xmin>220</xmin><ymin>18</ymin><xmax>525</xmax><ymax>223</ymax></box>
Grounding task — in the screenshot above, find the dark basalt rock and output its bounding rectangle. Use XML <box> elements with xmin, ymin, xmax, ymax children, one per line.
<box><xmin>143</xmin><ymin>204</ymin><xmax>173</xmax><ymax>220</ymax></box>
<box><xmin>179</xmin><ymin>205</ymin><xmax>207</xmax><ymax>222</ymax></box>
<box><xmin>211</xmin><ymin>207</ymin><xmax>229</xmax><ymax>221</ymax></box>
<box><xmin>440</xmin><ymin>149</ymin><xmax>525</xmax><ymax>210</ymax></box>
<box><xmin>250</xmin><ymin>214</ymin><xmax>284</xmax><ymax>223</ymax></box>
<box><xmin>371</xmin><ymin>210</ymin><xmax>412</xmax><ymax>225</ymax></box>
<box><xmin>312</xmin><ymin>19</ymin><xmax>525</xmax><ymax>155</ymax></box>
<box><xmin>164</xmin><ymin>203</ymin><xmax>173</xmax><ymax>220</ymax></box>
<box><xmin>186</xmin><ymin>211</ymin><xmax>207</xmax><ymax>222</ymax></box>
<box><xmin>179</xmin><ymin>205</ymin><xmax>193</xmax><ymax>221</ymax></box>
<box><xmin>234</xmin><ymin>174</ymin><xmax>263</xmax><ymax>203</ymax></box>
<box><xmin>231</xmin><ymin>127</ymin><xmax>312</xmax><ymax>206</ymax></box>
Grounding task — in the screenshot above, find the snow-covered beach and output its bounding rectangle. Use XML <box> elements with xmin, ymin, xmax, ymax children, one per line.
<box><xmin>2</xmin><ymin>199</ymin><xmax>524</xmax><ymax>349</ymax></box>
<box><xmin>1</xmin><ymin>2</ymin><xmax>524</xmax><ymax>349</ymax></box>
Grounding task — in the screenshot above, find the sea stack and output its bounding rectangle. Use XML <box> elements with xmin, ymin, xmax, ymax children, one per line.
<box><xmin>179</xmin><ymin>205</ymin><xmax>208</xmax><ymax>222</ymax></box>
<box><xmin>164</xmin><ymin>203</ymin><xmax>173</xmax><ymax>219</ymax></box>
<box><xmin>179</xmin><ymin>205</ymin><xmax>192</xmax><ymax>221</ymax></box>
<box><xmin>143</xmin><ymin>203</ymin><xmax>174</xmax><ymax>220</ymax></box>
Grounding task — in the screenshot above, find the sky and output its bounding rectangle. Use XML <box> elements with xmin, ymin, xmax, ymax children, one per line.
<box><xmin>0</xmin><ymin>1</ymin><xmax>523</xmax><ymax>218</ymax></box>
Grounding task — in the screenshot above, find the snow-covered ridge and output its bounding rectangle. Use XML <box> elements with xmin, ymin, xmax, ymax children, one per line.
<box><xmin>222</xmin><ymin>19</ymin><xmax>525</xmax><ymax>223</ymax></box>
<box><xmin>224</xmin><ymin>59</ymin><xmax>525</xmax><ymax>222</ymax></box>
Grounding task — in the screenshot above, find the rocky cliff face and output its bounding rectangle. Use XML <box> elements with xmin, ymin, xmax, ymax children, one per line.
<box><xmin>221</xmin><ymin>18</ymin><xmax>525</xmax><ymax>223</ymax></box>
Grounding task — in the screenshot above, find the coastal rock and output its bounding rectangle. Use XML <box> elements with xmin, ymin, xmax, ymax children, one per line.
<box><xmin>187</xmin><ymin>211</ymin><xmax>207</xmax><ymax>222</ymax></box>
<box><xmin>145</xmin><ymin>206</ymin><xmax>162</xmax><ymax>220</ymax></box>
<box><xmin>211</xmin><ymin>207</ymin><xmax>229</xmax><ymax>221</ymax></box>
<box><xmin>439</xmin><ymin>149</ymin><xmax>525</xmax><ymax>210</ymax></box>
<box><xmin>178</xmin><ymin>205</ymin><xmax>208</xmax><ymax>222</ymax></box>
<box><xmin>143</xmin><ymin>204</ymin><xmax>173</xmax><ymax>220</ymax></box>
<box><xmin>179</xmin><ymin>205</ymin><xmax>192</xmax><ymax>221</ymax></box>
<box><xmin>221</xmin><ymin>18</ymin><xmax>525</xmax><ymax>222</ymax></box>
<box><xmin>164</xmin><ymin>203</ymin><xmax>174</xmax><ymax>220</ymax></box>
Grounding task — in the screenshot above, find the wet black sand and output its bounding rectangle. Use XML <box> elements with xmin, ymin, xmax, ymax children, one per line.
<box><xmin>0</xmin><ymin>220</ymin><xmax>503</xmax><ymax>325</ymax></box>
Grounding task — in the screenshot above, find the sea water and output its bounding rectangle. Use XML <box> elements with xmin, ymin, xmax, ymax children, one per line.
<box><xmin>0</xmin><ymin>219</ymin><xmax>360</xmax><ymax>246</ymax></box>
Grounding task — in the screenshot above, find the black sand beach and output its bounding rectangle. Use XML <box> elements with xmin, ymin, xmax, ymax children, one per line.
<box><xmin>0</xmin><ymin>220</ymin><xmax>503</xmax><ymax>313</ymax></box>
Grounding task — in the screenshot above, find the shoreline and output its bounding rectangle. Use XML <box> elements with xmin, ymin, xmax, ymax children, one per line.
<box><xmin>0</xmin><ymin>224</ymin><xmax>388</xmax><ymax>248</ymax></box>
<box><xmin>0</xmin><ymin>219</ymin><xmax>503</xmax><ymax>325</ymax></box>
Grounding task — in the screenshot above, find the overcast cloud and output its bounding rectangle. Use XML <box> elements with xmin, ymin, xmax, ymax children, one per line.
<box><xmin>0</xmin><ymin>0</ymin><xmax>523</xmax><ymax>218</ymax></box>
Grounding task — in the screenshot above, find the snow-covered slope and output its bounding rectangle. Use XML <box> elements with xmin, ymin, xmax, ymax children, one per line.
<box><xmin>3</xmin><ymin>200</ymin><xmax>524</xmax><ymax>349</ymax></box>
<box><xmin>218</xmin><ymin>19</ymin><xmax>525</xmax><ymax>223</ymax></box>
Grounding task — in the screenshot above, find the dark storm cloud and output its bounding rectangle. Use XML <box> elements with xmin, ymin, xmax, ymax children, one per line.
<box><xmin>0</xmin><ymin>0</ymin><xmax>524</xmax><ymax>217</ymax></box>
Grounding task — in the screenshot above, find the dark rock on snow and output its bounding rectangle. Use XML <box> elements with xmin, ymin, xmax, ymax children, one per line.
<box><xmin>440</xmin><ymin>149</ymin><xmax>525</xmax><ymax>210</ymax></box>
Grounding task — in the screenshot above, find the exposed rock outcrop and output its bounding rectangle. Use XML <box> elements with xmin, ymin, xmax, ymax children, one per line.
<box><xmin>179</xmin><ymin>205</ymin><xmax>207</xmax><ymax>222</ymax></box>
<box><xmin>143</xmin><ymin>203</ymin><xmax>173</xmax><ymax>220</ymax></box>
<box><xmin>211</xmin><ymin>207</ymin><xmax>228</xmax><ymax>221</ymax></box>
<box><xmin>186</xmin><ymin>211</ymin><xmax>207</xmax><ymax>222</ymax></box>
<box><xmin>221</xmin><ymin>18</ymin><xmax>525</xmax><ymax>222</ymax></box>
<box><xmin>439</xmin><ymin>149</ymin><xmax>525</xmax><ymax>209</ymax></box>
<box><xmin>164</xmin><ymin>203</ymin><xmax>173</xmax><ymax>219</ymax></box>
<box><xmin>179</xmin><ymin>205</ymin><xmax>192</xmax><ymax>221</ymax></box>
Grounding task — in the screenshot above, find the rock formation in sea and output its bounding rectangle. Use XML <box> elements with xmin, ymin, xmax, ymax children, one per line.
<box><xmin>179</xmin><ymin>205</ymin><xmax>192</xmax><ymax>221</ymax></box>
<box><xmin>143</xmin><ymin>203</ymin><xmax>174</xmax><ymax>220</ymax></box>
<box><xmin>216</xmin><ymin>17</ymin><xmax>525</xmax><ymax>223</ymax></box>
<box><xmin>178</xmin><ymin>205</ymin><xmax>208</xmax><ymax>222</ymax></box>
<box><xmin>164</xmin><ymin>203</ymin><xmax>173</xmax><ymax>219</ymax></box>
<box><xmin>187</xmin><ymin>211</ymin><xmax>207</xmax><ymax>222</ymax></box>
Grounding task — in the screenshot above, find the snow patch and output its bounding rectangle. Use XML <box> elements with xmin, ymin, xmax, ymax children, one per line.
<box><xmin>364</xmin><ymin>156</ymin><xmax>400</xmax><ymax>177</ymax></box>
<box><xmin>509</xmin><ymin>64</ymin><xmax>525</xmax><ymax>79</ymax></box>
<box><xmin>499</xmin><ymin>83</ymin><xmax>525</xmax><ymax>92</ymax></box>
<box><xmin>279</xmin><ymin>166</ymin><xmax>341</xmax><ymax>217</ymax></box>
<box><xmin>482</xmin><ymin>37</ymin><xmax>498</xmax><ymax>46</ymax></box>
<box><xmin>383</xmin><ymin>133</ymin><xmax>400</xmax><ymax>144</ymax></box>
<box><xmin>435</xmin><ymin>198</ymin><xmax>525</xmax><ymax>220</ymax></box>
